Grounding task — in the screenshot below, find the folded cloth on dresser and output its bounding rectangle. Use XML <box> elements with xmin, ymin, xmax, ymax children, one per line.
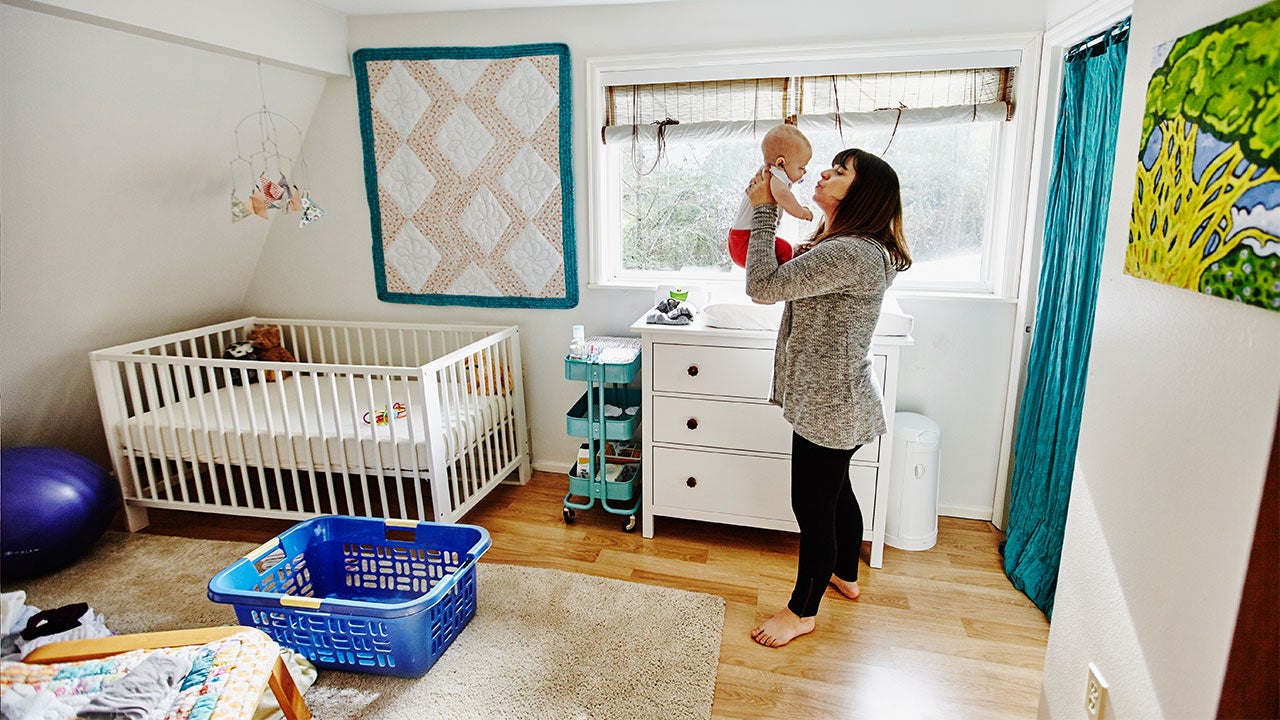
<box><xmin>645</xmin><ymin>298</ymin><xmax>696</xmax><ymax>325</ymax></box>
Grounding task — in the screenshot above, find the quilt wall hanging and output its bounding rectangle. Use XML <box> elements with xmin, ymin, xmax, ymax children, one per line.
<box><xmin>354</xmin><ymin>44</ymin><xmax>577</xmax><ymax>308</ymax></box>
<box><xmin>1125</xmin><ymin>0</ymin><xmax>1279</xmax><ymax>313</ymax></box>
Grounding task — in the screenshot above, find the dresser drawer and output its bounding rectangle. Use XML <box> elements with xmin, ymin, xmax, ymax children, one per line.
<box><xmin>653</xmin><ymin>396</ymin><xmax>791</xmax><ymax>454</ymax></box>
<box><xmin>652</xmin><ymin>446</ymin><xmax>876</xmax><ymax>529</ymax></box>
<box><xmin>652</xmin><ymin>394</ymin><xmax>882</xmax><ymax>462</ymax></box>
<box><xmin>652</xmin><ymin>343</ymin><xmax>774</xmax><ymax>399</ymax></box>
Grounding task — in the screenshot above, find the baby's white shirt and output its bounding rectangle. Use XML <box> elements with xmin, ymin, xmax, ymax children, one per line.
<box><xmin>731</xmin><ymin>166</ymin><xmax>793</xmax><ymax>230</ymax></box>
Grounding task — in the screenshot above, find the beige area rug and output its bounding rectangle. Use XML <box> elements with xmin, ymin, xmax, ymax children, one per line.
<box><xmin>7</xmin><ymin>532</ymin><xmax>726</xmax><ymax>720</ymax></box>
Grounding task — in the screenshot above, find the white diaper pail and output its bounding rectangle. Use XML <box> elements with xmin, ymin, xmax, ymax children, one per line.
<box><xmin>885</xmin><ymin>412</ymin><xmax>941</xmax><ymax>551</ymax></box>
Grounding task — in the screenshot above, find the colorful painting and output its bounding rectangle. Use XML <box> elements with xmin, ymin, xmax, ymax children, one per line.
<box><xmin>353</xmin><ymin>44</ymin><xmax>577</xmax><ymax>308</ymax></box>
<box><xmin>1126</xmin><ymin>1</ymin><xmax>1280</xmax><ymax>312</ymax></box>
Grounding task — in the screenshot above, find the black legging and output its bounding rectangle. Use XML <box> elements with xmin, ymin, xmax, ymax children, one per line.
<box><xmin>787</xmin><ymin>432</ymin><xmax>864</xmax><ymax>618</ymax></box>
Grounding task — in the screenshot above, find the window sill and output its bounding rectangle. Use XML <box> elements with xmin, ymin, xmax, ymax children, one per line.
<box><xmin>588</xmin><ymin>278</ymin><xmax>1018</xmax><ymax>304</ymax></box>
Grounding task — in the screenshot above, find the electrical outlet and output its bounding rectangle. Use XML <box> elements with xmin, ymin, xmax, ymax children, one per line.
<box><xmin>1084</xmin><ymin>662</ymin><xmax>1109</xmax><ymax>720</ymax></box>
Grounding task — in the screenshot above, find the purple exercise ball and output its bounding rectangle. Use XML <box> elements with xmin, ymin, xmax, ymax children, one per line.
<box><xmin>1</xmin><ymin>447</ymin><xmax>120</xmax><ymax>581</ymax></box>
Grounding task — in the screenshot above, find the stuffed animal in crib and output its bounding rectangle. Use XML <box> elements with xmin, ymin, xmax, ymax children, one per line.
<box><xmin>221</xmin><ymin>341</ymin><xmax>259</xmax><ymax>385</ymax></box>
<box><xmin>464</xmin><ymin>353</ymin><xmax>513</xmax><ymax>395</ymax></box>
<box><xmin>247</xmin><ymin>325</ymin><xmax>296</xmax><ymax>381</ymax></box>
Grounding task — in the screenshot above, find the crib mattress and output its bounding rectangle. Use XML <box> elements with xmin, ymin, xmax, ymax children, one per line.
<box><xmin>119</xmin><ymin>379</ymin><xmax>510</xmax><ymax>473</ymax></box>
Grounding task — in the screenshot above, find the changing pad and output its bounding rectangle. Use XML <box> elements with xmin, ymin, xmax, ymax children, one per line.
<box><xmin>701</xmin><ymin>302</ymin><xmax>783</xmax><ymax>331</ymax></box>
<box><xmin>702</xmin><ymin>295</ymin><xmax>914</xmax><ymax>336</ymax></box>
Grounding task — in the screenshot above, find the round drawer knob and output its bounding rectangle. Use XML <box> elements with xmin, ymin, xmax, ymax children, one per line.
<box><xmin>686</xmin><ymin>476</ymin><xmax>697</xmax><ymax>488</ymax></box>
<box><xmin>687</xmin><ymin>364</ymin><xmax>699</xmax><ymax>377</ymax></box>
<box><xmin>686</xmin><ymin>417</ymin><xmax>698</xmax><ymax>430</ymax></box>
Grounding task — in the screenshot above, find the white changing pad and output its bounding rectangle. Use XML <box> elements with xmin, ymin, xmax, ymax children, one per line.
<box><xmin>874</xmin><ymin>295</ymin><xmax>914</xmax><ymax>336</ymax></box>
<box><xmin>702</xmin><ymin>302</ymin><xmax>783</xmax><ymax>331</ymax></box>
<box><xmin>702</xmin><ymin>295</ymin><xmax>914</xmax><ymax>336</ymax></box>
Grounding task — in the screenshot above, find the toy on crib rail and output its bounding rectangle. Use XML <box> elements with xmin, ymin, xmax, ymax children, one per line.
<box><xmin>464</xmin><ymin>354</ymin><xmax>513</xmax><ymax>395</ymax></box>
<box><xmin>247</xmin><ymin>326</ymin><xmax>296</xmax><ymax>382</ymax></box>
<box><xmin>363</xmin><ymin>402</ymin><xmax>408</xmax><ymax>425</ymax></box>
<box><xmin>221</xmin><ymin>341</ymin><xmax>259</xmax><ymax>385</ymax></box>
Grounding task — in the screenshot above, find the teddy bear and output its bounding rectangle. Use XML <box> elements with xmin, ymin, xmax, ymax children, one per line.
<box><xmin>464</xmin><ymin>353</ymin><xmax>513</xmax><ymax>395</ymax></box>
<box><xmin>247</xmin><ymin>325</ymin><xmax>297</xmax><ymax>381</ymax></box>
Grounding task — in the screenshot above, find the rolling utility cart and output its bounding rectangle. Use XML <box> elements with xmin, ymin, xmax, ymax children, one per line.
<box><xmin>563</xmin><ymin>336</ymin><xmax>642</xmax><ymax>532</ymax></box>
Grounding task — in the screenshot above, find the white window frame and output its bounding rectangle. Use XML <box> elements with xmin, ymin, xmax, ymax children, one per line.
<box><xmin>585</xmin><ymin>33</ymin><xmax>1043</xmax><ymax>297</ymax></box>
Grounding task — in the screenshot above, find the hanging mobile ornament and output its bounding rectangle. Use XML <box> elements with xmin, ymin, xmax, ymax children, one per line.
<box><xmin>227</xmin><ymin>59</ymin><xmax>324</xmax><ymax>227</ymax></box>
<box><xmin>299</xmin><ymin>194</ymin><xmax>325</xmax><ymax>227</ymax></box>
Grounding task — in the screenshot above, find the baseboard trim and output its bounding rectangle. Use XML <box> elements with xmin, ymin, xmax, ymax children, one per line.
<box><xmin>532</xmin><ymin>459</ymin><xmax>567</xmax><ymax>474</ymax></box>
<box><xmin>940</xmin><ymin>505</ymin><xmax>994</xmax><ymax>521</ymax></box>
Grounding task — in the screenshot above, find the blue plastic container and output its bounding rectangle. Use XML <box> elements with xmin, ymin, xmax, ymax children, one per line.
<box><xmin>208</xmin><ymin>515</ymin><xmax>490</xmax><ymax>677</ymax></box>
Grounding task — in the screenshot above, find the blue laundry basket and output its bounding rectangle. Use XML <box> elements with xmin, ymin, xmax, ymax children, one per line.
<box><xmin>208</xmin><ymin>515</ymin><xmax>490</xmax><ymax>677</ymax></box>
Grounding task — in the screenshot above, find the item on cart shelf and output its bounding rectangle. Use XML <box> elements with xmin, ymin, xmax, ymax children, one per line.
<box><xmin>606</xmin><ymin>440</ymin><xmax>640</xmax><ymax>463</ymax></box>
<box><xmin>568</xmin><ymin>324</ymin><xmax>588</xmax><ymax>360</ymax></box>
<box><xmin>598</xmin><ymin>346</ymin><xmax>639</xmax><ymax>365</ymax></box>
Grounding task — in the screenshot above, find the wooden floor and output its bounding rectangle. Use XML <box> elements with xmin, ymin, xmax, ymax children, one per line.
<box><xmin>137</xmin><ymin>470</ymin><xmax>1049</xmax><ymax>720</ymax></box>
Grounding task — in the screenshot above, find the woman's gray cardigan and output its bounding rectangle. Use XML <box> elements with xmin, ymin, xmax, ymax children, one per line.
<box><xmin>745</xmin><ymin>204</ymin><xmax>897</xmax><ymax>450</ymax></box>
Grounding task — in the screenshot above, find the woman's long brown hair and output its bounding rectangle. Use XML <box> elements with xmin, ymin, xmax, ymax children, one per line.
<box><xmin>799</xmin><ymin>148</ymin><xmax>912</xmax><ymax>271</ymax></box>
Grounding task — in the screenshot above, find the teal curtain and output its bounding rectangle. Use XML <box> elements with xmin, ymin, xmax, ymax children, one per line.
<box><xmin>1003</xmin><ymin>19</ymin><xmax>1130</xmax><ymax>618</ymax></box>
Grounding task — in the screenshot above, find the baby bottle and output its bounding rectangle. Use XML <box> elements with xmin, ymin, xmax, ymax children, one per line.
<box><xmin>569</xmin><ymin>324</ymin><xmax>587</xmax><ymax>360</ymax></box>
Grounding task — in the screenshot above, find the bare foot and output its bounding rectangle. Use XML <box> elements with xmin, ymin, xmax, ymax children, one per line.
<box><xmin>830</xmin><ymin>576</ymin><xmax>860</xmax><ymax>600</ymax></box>
<box><xmin>750</xmin><ymin>608</ymin><xmax>815</xmax><ymax>647</ymax></box>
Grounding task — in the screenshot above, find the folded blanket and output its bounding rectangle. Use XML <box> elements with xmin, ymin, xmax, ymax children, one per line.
<box><xmin>645</xmin><ymin>298</ymin><xmax>695</xmax><ymax>325</ymax></box>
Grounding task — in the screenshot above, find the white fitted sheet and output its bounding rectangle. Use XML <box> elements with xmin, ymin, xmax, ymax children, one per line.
<box><xmin>120</xmin><ymin>379</ymin><xmax>510</xmax><ymax>472</ymax></box>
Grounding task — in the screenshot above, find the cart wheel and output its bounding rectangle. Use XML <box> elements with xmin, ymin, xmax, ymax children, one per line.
<box><xmin>622</xmin><ymin>515</ymin><xmax>637</xmax><ymax>533</ymax></box>
<box><xmin>563</xmin><ymin>507</ymin><xmax>576</xmax><ymax>524</ymax></box>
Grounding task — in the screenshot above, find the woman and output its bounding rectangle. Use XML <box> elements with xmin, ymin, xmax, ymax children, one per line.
<box><xmin>744</xmin><ymin>148</ymin><xmax>911</xmax><ymax>647</ymax></box>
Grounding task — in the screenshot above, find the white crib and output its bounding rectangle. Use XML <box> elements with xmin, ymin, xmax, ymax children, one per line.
<box><xmin>89</xmin><ymin>317</ymin><xmax>531</xmax><ymax>531</ymax></box>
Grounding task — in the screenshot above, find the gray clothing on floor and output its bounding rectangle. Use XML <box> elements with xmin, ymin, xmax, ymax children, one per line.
<box><xmin>79</xmin><ymin>653</ymin><xmax>192</xmax><ymax>720</ymax></box>
<box><xmin>745</xmin><ymin>203</ymin><xmax>896</xmax><ymax>450</ymax></box>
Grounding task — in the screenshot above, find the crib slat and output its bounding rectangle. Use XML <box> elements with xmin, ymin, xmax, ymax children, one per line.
<box><xmin>116</xmin><ymin>364</ymin><xmax>146</xmax><ymax>503</ymax></box>
<box><xmin>379</xmin><ymin>373</ymin><xmax>409</xmax><ymax>519</ymax></box>
<box><xmin>162</xmin><ymin>360</ymin><xmax>199</xmax><ymax>506</ymax></box>
<box><xmin>319</xmin><ymin>373</ymin><xmax>354</xmax><ymax>514</ymax></box>
<box><xmin>213</xmin><ymin>365</ymin><xmax>250</xmax><ymax>510</ymax></box>
<box><xmin>345</xmin><ymin>374</ymin><xmax>376</xmax><ymax>515</ymax></box>
<box><xmin>308</xmin><ymin>372</ymin><xmax>337</xmax><ymax>515</ymax></box>
<box><xmin>138</xmin><ymin>354</ymin><xmax>176</xmax><ymax>500</ymax></box>
<box><xmin>288</xmin><ymin>374</ymin><xmax>320</xmax><ymax>514</ymax></box>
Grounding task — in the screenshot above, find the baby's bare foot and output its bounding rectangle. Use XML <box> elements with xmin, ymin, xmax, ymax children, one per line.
<box><xmin>750</xmin><ymin>608</ymin><xmax>815</xmax><ymax>648</ymax></box>
<box><xmin>830</xmin><ymin>576</ymin><xmax>860</xmax><ymax>600</ymax></box>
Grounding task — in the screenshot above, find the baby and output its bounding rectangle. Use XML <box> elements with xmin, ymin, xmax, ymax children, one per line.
<box><xmin>727</xmin><ymin>124</ymin><xmax>814</xmax><ymax>268</ymax></box>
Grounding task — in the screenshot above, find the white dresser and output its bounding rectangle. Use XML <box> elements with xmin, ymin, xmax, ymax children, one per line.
<box><xmin>630</xmin><ymin>305</ymin><xmax>912</xmax><ymax>568</ymax></box>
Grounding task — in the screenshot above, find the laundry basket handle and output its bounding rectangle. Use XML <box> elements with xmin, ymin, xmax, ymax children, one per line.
<box><xmin>244</xmin><ymin>539</ymin><xmax>283</xmax><ymax>563</ymax></box>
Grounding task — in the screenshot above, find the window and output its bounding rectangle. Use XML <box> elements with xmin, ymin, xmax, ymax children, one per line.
<box><xmin>586</xmin><ymin>41</ymin><xmax>1036</xmax><ymax>294</ymax></box>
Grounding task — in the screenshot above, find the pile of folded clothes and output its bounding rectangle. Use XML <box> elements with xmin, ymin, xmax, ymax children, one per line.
<box><xmin>645</xmin><ymin>298</ymin><xmax>695</xmax><ymax>325</ymax></box>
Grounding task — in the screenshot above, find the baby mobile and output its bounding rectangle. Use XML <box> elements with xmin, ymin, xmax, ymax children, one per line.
<box><xmin>230</xmin><ymin>61</ymin><xmax>324</xmax><ymax>227</ymax></box>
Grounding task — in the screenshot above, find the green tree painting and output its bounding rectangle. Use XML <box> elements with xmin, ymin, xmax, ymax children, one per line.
<box><xmin>1127</xmin><ymin>0</ymin><xmax>1280</xmax><ymax>312</ymax></box>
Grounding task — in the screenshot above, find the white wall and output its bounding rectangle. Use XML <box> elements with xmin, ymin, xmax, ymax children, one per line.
<box><xmin>6</xmin><ymin>0</ymin><xmax>349</xmax><ymax>75</ymax></box>
<box><xmin>896</xmin><ymin>296</ymin><xmax>1018</xmax><ymax>517</ymax></box>
<box><xmin>245</xmin><ymin>0</ymin><xmax>1046</xmax><ymax>518</ymax></box>
<box><xmin>1038</xmin><ymin>0</ymin><xmax>1280</xmax><ymax>716</ymax></box>
<box><xmin>0</xmin><ymin>5</ymin><xmax>326</xmax><ymax>461</ymax></box>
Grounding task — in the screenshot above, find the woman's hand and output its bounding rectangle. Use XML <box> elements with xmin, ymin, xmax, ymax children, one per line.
<box><xmin>747</xmin><ymin>167</ymin><xmax>775</xmax><ymax>207</ymax></box>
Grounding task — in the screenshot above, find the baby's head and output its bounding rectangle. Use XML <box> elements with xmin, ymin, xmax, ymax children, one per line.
<box><xmin>761</xmin><ymin>124</ymin><xmax>812</xmax><ymax>183</ymax></box>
